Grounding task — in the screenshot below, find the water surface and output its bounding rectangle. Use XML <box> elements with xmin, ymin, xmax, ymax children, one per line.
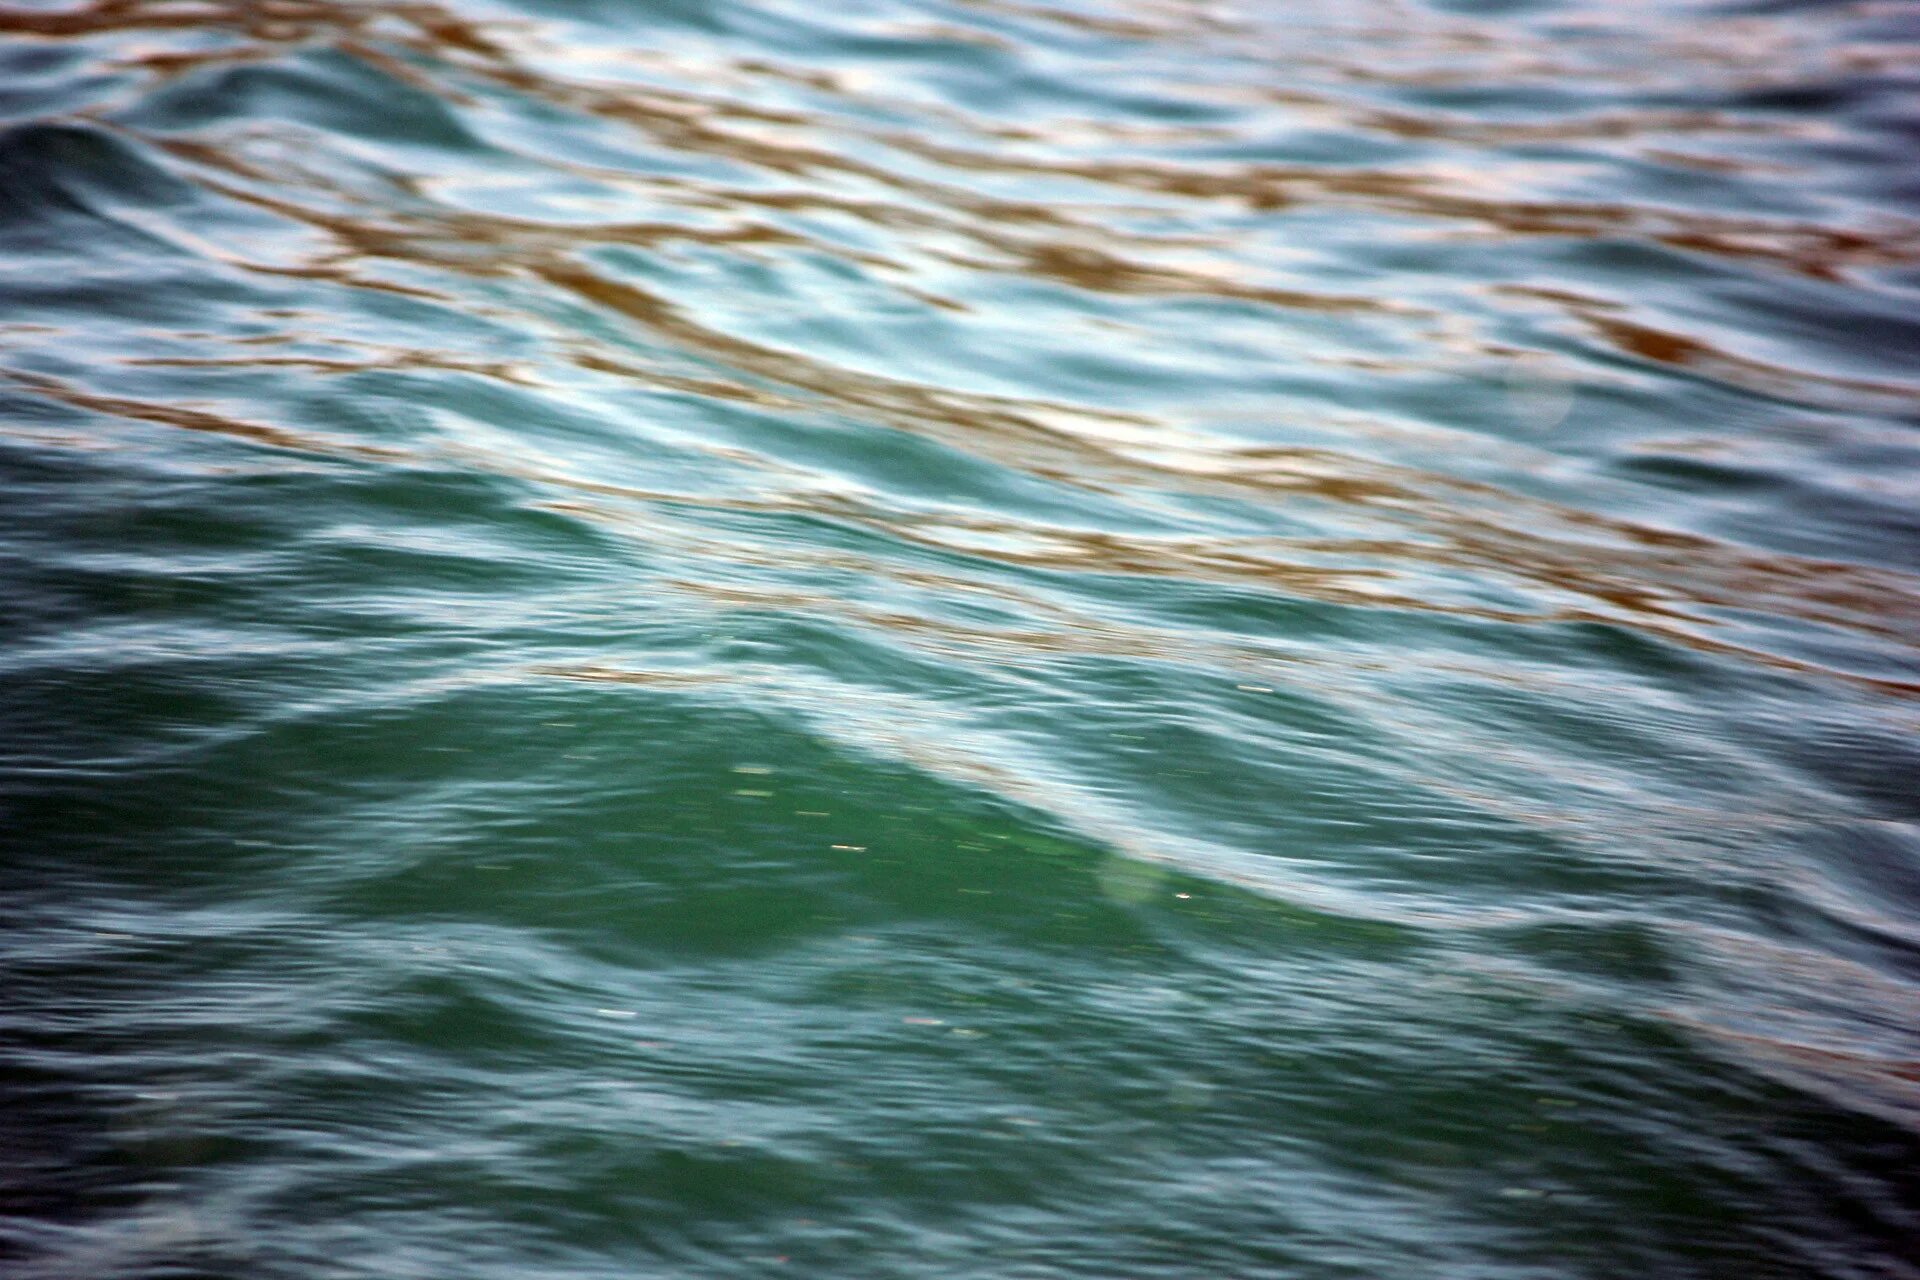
<box><xmin>3</xmin><ymin>0</ymin><xmax>1920</xmax><ymax>1275</ymax></box>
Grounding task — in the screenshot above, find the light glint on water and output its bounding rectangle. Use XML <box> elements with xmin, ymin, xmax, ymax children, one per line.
<box><xmin>2</xmin><ymin>0</ymin><xmax>1919</xmax><ymax>1277</ymax></box>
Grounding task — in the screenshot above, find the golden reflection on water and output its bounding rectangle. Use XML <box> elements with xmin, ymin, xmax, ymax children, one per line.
<box><xmin>9</xmin><ymin>6</ymin><xmax>1920</xmax><ymax>1264</ymax></box>
<box><xmin>4</xmin><ymin>0</ymin><xmax>1919</xmax><ymax>692</ymax></box>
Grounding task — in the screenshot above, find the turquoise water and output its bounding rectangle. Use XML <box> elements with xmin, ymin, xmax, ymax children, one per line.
<box><xmin>3</xmin><ymin>0</ymin><xmax>1919</xmax><ymax>1274</ymax></box>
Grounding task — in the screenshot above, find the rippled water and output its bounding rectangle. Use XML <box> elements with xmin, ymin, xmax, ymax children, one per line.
<box><xmin>3</xmin><ymin>0</ymin><xmax>1919</xmax><ymax>1274</ymax></box>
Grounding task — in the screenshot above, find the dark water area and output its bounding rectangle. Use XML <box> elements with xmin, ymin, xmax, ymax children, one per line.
<box><xmin>3</xmin><ymin>0</ymin><xmax>1920</xmax><ymax>1275</ymax></box>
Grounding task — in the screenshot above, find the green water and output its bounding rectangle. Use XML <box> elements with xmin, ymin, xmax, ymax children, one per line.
<box><xmin>3</xmin><ymin>0</ymin><xmax>1919</xmax><ymax>1275</ymax></box>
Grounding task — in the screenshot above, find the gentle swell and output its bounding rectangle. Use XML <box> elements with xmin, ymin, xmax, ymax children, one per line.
<box><xmin>2</xmin><ymin>0</ymin><xmax>1919</xmax><ymax>1276</ymax></box>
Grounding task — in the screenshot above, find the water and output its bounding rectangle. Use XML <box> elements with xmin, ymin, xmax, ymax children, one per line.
<box><xmin>2</xmin><ymin>0</ymin><xmax>1918</xmax><ymax>1274</ymax></box>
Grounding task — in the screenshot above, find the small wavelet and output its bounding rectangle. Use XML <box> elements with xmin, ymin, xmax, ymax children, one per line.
<box><xmin>3</xmin><ymin>0</ymin><xmax>1919</xmax><ymax>1276</ymax></box>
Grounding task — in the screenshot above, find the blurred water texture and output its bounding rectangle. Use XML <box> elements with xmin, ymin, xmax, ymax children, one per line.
<box><xmin>2</xmin><ymin>0</ymin><xmax>1919</xmax><ymax>1276</ymax></box>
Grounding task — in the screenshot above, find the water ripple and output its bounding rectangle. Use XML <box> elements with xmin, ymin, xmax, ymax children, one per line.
<box><xmin>3</xmin><ymin>0</ymin><xmax>1919</xmax><ymax>1276</ymax></box>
